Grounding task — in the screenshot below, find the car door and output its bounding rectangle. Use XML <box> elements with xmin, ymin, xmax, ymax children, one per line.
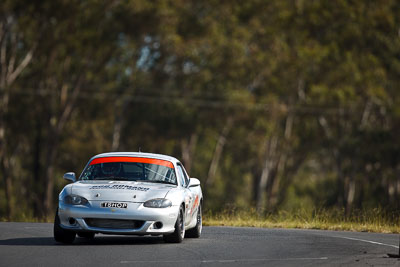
<box><xmin>176</xmin><ymin>163</ymin><xmax>194</xmax><ymax>226</ymax></box>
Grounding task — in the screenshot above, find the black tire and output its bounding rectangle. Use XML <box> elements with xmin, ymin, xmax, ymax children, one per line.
<box><xmin>163</xmin><ymin>206</ymin><xmax>185</xmax><ymax>243</ymax></box>
<box><xmin>185</xmin><ymin>204</ymin><xmax>202</xmax><ymax>238</ymax></box>
<box><xmin>77</xmin><ymin>232</ymin><xmax>95</xmax><ymax>239</ymax></box>
<box><xmin>54</xmin><ymin>209</ymin><xmax>76</xmax><ymax>244</ymax></box>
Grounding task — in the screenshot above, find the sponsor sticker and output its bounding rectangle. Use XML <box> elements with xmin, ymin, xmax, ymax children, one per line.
<box><xmin>89</xmin><ymin>156</ymin><xmax>174</xmax><ymax>169</ymax></box>
<box><xmin>101</xmin><ymin>202</ymin><xmax>128</xmax><ymax>209</ymax></box>
<box><xmin>89</xmin><ymin>184</ymin><xmax>150</xmax><ymax>192</ymax></box>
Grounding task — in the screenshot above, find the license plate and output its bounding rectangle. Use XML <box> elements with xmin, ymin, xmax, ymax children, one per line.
<box><xmin>101</xmin><ymin>202</ymin><xmax>128</xmax><ymax>209</ymax></box>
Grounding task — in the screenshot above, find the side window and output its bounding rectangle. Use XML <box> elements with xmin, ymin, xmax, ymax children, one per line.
<box><xmin>181</xmin><ymin>164</ymin><xmax>190</xmax><ymax>186</ymax></box>
<box><xmin>177</xmin><ymin>164</ymin><xmax>189</xmax><ymax>187</ymax></box>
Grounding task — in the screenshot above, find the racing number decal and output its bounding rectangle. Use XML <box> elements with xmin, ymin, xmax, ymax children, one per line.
<box><xmin>185</xmin><ymin>196</ymin><xmax>190</xmax><ymax>210</ymax></box>
<box><xmin>185</xmin><ymin>194</ymin><xmax>198</xmax><ymax>218</ymax></box>
<box><xmin>190</xmin><ymin>195</ymin><xmax>199</xmax><ymax>216</ymax></box>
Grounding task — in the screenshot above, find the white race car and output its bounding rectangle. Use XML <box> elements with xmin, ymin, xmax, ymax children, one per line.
<box><xmin>54</xmin><ymin>152</ymin><xmax>203</xmax><ymax>244</ymax></box>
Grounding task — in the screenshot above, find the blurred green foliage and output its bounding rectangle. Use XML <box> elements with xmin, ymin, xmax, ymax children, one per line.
<box><xmin>0</xmin><ymin>0</ymin><xmax>399</xmax><ymax>220</ymax></box>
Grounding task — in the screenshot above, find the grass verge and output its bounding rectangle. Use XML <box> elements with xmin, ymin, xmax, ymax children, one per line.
<box><xmin>0</xmin><ymin>213</ymin><xmax>53</xmax><ymax>223</ymax></box>
<box><xmin>203</xmin><ymin>208</ymin><xmax>400</xmax><ymax>234</ymax></box>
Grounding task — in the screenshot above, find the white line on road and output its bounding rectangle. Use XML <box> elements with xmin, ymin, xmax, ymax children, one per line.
<box><xmin>333</xmin><ymin>236</ymin><xmax>399</xmax><ymax>249</ymax></box>
<box><xmin>120</xmin><ymin>257</ymin><xmax>328</xmax><ymax>264</ymax></box>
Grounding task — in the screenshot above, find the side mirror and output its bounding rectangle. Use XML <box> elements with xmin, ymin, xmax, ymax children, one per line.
<box><xmin>189</xmin><ymin>178</ymin><xmax>200</xmax><ymax>187</ymax></box>
<box><xmin>63</xmin><ymin>172</ymin><xmax>76</xmax><ymax>183</ymax></box>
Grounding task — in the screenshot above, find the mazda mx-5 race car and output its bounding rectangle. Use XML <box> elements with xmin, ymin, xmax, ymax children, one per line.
<box><xmin>54</xmin><ymin>152</ymin><xmax>202</xmax><ymax>244</ymax></box>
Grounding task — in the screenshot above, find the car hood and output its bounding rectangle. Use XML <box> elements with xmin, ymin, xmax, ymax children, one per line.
<box><xmin>71</xmin><ymin>180</ymin><xmax>176</xmax><ymax>202</ymax></box>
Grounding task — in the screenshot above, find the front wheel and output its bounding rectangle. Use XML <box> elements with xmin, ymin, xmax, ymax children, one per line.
<box><xmin>54</xmin><ymin>208</ymin><xmax>76</xmax><ymax>244</ymax></box>
<box><xmin>185</xmin><ymin>204</ymin><xmax>202</xmax><ymax>238</ymax></box>
<box><xmin>163</xmin><ymin>206</ymin><xmax>185</xmax><ymax>243</ymax></box>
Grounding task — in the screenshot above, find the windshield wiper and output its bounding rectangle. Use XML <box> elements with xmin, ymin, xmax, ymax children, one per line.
<box><xmin>141</xmin><ymin>180</ymin><xmax>176</xmax><ymax>185</ymax></box>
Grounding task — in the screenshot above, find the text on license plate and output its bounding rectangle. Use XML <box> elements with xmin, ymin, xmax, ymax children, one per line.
<box><xmin>101</xmin><ymin>202</ymin><xmax>128</xmax><ymax>208</ymax></box>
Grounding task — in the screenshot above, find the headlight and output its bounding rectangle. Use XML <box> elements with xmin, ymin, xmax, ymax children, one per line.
<box><xmin>144</xmin><ymin>198</ymin><xmax>172</xmax><ymax>208</ymax></box>
<box><xmin>64</xmin><ymin>195</ymin><xmax>88</xmax><ymax>205</ymax></box>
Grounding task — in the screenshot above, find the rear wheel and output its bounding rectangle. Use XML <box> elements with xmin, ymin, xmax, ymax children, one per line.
<box><xmin>54</xmin><ymin>208</ymin><xmax>76</xmax><ymax>244</ymax></box>
<box><xmin>185</xmin><ymin>204</ymin><xmax>202</xmax><ymax>238</ymax></box>
<box><xmin>163</xmin><ymin>206</ymin><xmax>185</xmax><ymax>243</ymax></box>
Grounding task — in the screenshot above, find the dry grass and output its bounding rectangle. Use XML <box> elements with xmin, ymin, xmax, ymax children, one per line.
<box><xmin>203</xmin><ymin>208</ymin><xmax>400</xmax><ymax>234</ymax></box>
<box><xmin>0</xmin><ymin>214</ymin><xmax>53</xmax><ymax>223</ymax></box>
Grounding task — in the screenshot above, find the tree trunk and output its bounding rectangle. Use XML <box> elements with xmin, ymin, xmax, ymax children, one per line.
<box><xmin>43</xmin><ymin>133</ymin><xmax>59</xmax><ymax>217</ymax></box>
<box><xmin>319</xmin><ymin>115</ymin><xmax>346</xmax><ymax>207</ymax></box>
<box><xmin>111</xmin><ymin>113</ymin><xmax>123</xmax><ymax>152</ymax></box>
<box><xmin>206</xmin><ymin>117</ymin><xmax>233</xmax><ymax>186</ymax></box>
<box><xmin>43</xmin><ymin>78</ymin><xmax>83</xmax><ymax>217</ymax></box>
<box><xmin>345</xmin><ymin>176</ymin><xmax>355</xmax><ymax>216</ymax></box>
<box><xmin>267</xmin><ymin>154</ymin><xmax>285</xmax><ymax>209</ymax></box>
<box><xmin>256</xmin><ymin>135</ymin><xmax>278</xmax><ymax>213</ymax></box>
<box><xmin>0</xmin><ymin>88</ymin><xmax>12</xmax><ymax>219</ymax></box>
<box><xmin>32</xmin><ymin>120</ymin><xmax>43</xmax><ymax>217</ymax></box>
<box><xmin>0</xmin><ymin>155</ymin><xmax>12</xmax><ymax>219</ymax></box>
<box><xmin>267</xmin><ymin>111</ymin><xmax>294</xmax><ymax>209</ymax></box>
<box><xmin>275</xmin><ymin>155</ymin><xmax>305</xmax><ymax>208</ymax></box>
<box><xmin>0</xmin><ymin>18</ymin><xmax>34</xmax><ymax>219</ymax></box>
<box><xmin>181</xmin><ymin>133</ymin><xmax>198</xmax><ymax>174</ymax></box>
<box><xmin>111</xmin><ymin>99</ymin><xmax>130</xmax><ymax>151</ymax></box>
<box><xmin>396</xmin><ymin>166</ymin><xmax>400</xmax><ymax>209</ymax></box>
<box><xmin>335</xmin><ymin>152</ymin><xmax>345</xmax><ymax>207</ymax></box>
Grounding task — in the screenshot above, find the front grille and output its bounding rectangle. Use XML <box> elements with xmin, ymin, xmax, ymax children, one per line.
<box><xmin>85</xmin><ymin>218</ymin><xmax>145</xmax><ymax>229</ymax></box>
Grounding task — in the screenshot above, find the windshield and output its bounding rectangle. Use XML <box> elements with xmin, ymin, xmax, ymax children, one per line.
<box><xmin>80</xmin><ymin>157</ymin><xmax>177</xmax><ymax>185</ymax></box>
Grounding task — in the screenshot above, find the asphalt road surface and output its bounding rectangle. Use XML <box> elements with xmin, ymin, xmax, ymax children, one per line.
<box><xmin>0</xmin><ymin>222</ymin><xmax>399</xmax><ymax>266</ymax></box>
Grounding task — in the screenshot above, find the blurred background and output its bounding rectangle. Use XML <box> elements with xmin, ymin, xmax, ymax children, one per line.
<box><xmin>0</xmin><ymin>0</ymin><xmax>399</xmax><ymax>220</ymax></box>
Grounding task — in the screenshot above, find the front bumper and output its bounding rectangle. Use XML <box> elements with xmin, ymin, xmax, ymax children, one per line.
<box><xmin>58</xmin><ymin>201</ymin><xmax>179</xmax><ymax>235</ymax></box>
